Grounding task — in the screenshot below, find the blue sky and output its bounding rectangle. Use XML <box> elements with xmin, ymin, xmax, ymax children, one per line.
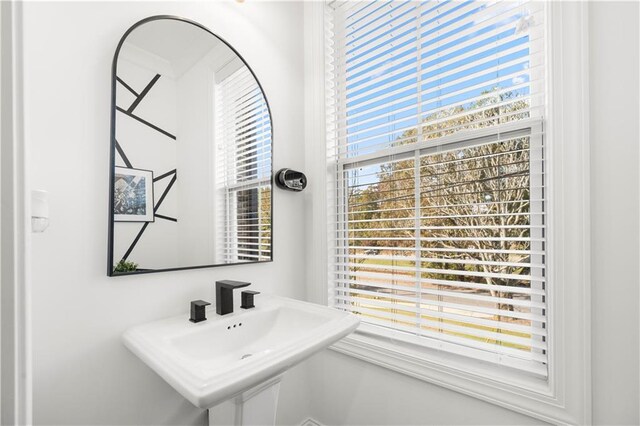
<box><xmin>340</xmin><ymin>1</ymin><xmax>531</xmax><ymax>163</ymax></box>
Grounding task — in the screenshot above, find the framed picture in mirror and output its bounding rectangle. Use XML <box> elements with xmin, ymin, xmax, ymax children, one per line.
<box><xmin>113</xmin><ymin>166</ymin><xmax>154</xmax><ymax>222</ymax></box>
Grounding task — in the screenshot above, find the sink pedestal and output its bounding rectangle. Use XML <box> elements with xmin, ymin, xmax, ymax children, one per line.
<box><xmin>208</xmin><ymin>375</ymin><xmax>283</xmax><ymax>426</ymax></box>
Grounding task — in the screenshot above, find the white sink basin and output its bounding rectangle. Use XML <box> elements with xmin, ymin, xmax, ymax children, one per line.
<box><xmin>123</xmin><ymin>295</ymin><xmax>359</xmax><ymax>409</ymax></box>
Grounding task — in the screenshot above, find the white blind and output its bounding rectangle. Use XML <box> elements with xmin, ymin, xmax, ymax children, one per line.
<box><xmin>326</xmin><ymin>0</ymin><xmax>547</xmax><ymax>376</ymax></box>
<box><xmin>215</xmin><ymin>66</ymin><xmax>272</xmax><ymax>263</ymax></box>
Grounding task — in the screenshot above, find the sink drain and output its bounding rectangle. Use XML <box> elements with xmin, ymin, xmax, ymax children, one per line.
<box><xmin>241</xmin><ymin>353</ymin><xmax>252</xmax><ymax>360</ymax></box>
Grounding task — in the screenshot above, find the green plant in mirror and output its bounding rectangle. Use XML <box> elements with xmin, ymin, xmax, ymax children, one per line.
<box><xmin>114</xmin><ymin>259</ymin><xmax>138</xmax><ymax>273</ymax></box>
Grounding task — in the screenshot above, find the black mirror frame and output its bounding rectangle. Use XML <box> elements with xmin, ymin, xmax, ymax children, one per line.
<box><xmin>108</xmin><ymin>15</ymin><xmax>274</xmax><ymax>277</ymax></box>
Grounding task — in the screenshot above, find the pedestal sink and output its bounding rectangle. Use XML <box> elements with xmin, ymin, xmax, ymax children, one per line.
<box><xmin>123</xmin><ymin>295</ymin><xmax>359</xmax><ymax>425</ymax></box>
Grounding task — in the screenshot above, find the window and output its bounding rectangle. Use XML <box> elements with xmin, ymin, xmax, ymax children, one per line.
<box><xmin>326</xmin><ymin>1</ymin><xmax>547</xmax><ymax>377</ymax></box>
<box><xmin>215</xmin><ymin>66</ymin><xmax>272</xmax><ymax>263</ymax></box>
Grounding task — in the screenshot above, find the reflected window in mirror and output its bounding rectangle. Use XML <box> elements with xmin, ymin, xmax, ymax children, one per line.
<box><xmin>215</xmin><ymin>65</ymin><xmax>272</xmax><ymax>263</ymax></box>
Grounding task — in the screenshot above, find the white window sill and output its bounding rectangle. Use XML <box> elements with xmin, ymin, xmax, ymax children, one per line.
<box><xmin>330</xmin><ymin>327</ymin><xmax>566</xmax><ymax>425</ymax></box>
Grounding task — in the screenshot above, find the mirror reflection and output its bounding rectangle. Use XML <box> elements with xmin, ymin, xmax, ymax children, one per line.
<box><xmin>108</xmin><ymin>17</ymin><xmax>272</xmax><ymax>276</ymax></box>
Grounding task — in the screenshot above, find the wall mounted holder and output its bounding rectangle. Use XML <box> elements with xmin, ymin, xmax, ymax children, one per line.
<box><xmin>275</xmin><ymin>169</ymin><xmax>307</xmax><ymax>192</ymax></box>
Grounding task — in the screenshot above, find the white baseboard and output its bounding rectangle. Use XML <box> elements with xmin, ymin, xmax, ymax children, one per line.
<box><xmin>300</xmin><ymin>418</ymin><xmax>323</xmax><ymax>426</ymax></box>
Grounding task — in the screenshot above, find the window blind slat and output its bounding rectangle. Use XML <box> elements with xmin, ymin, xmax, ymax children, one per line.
<box><xmin>334</xmin><ymin>96</ymin><xmax>543</xmax><ymax>157</ymax></box>
<box><xmin>339</xmin><ymin>1</ymin><xmax>527</xmax><ymax>72</ymax></box>
<box><xmin>334</xmin><ymin>290</ymin><xmax>543</xmax><ymax>323</ymax></box>
<box><xmin>334</xmin><ymin>299</ymin><xmax>548</xmax><ymax>361</ymax></box>
<box><xmin>332</xmin><ymin>274</ymin><xmax>545</xmax><ymax>297</ymax></box>
<box><xmin>338</xmin><ymin>294</ymin><xmax>547</xmax><ymax>350</ymax></box>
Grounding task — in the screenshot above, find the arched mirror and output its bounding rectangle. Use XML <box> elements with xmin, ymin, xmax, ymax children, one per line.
<box><xmin>108</xmin><ymin>16</ymin><xmax>272</xmax><ymax>276</ymax></box>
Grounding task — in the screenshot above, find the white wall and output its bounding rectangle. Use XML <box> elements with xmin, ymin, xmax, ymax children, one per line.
<box><xmin>305</xmin><ymin>350</ymin><xmax>546</xmax><ymax>425</ymax></box>
<box><xmin>176</xmin><ymin>55</ymin><xmax>216</xmax><ymax>267</ymax></box>
<box><xmin>589</xmin><ymin>2</ymin><xmax>640</xmax><ymax>425</ymax></box>
<box><xmin>24</xmin><ymin>2</ymin><xmax>307</xmax><ymax>425</ymax></box>
<box><xmin>301</xmin><ymin>2</ymin><xmax>640</xmax><ymax>426</ymax></box>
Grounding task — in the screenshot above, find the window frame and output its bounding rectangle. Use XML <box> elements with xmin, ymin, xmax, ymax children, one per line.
<box><xmin>304</xmin><ymin>1</ymin><xmax>591</xmax><ymax>423</ymax></box>
<box><xmin>222</xmin><ymin>177</ymin><xmax>272</xmax><ymax>261</ymax></box>
<box><xmin>333</xmin><ymin>118</ymin><xmax>547</xmax><ymax>377</ymax></box>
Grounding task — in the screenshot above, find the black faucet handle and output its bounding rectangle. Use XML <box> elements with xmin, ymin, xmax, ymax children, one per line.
<box><xmin>241</xmin><ymin>291</ymin><xmax>260</xmax><ymax>309</ymax></box>
<box><xmin>189</xmin><ymin>300</ymin><xmax>211</xmax><ymax>323</ymax></box>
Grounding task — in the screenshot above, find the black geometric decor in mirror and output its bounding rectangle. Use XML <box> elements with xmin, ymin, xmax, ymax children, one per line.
<box><xmin>108</xmin><ymin>16</ymin><xmax>273</xmax><ymax>276</ymax></box>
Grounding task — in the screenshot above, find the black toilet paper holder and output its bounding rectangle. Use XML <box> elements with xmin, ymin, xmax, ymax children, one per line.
<box><xmin>275</xmin><ymin>168</ymin><xmax>307</xmax><ymax>192</ymax></box>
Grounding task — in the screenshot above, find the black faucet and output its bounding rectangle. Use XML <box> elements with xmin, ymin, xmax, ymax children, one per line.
<box><xmin>189</xmin><ymin>300</ymin><xmax>211</xmax><ymax>323</ymax></box>
<box><xmin>216</xmin><ymin>280</ymin><xmax>251</xmax><ymax>315</ymax></box>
